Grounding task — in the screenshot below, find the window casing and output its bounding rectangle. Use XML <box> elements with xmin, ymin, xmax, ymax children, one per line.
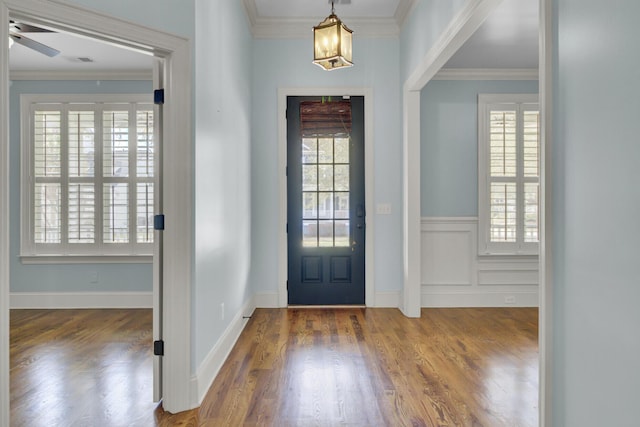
<box><xmin>21</xmin><ymin>94</ymin><xmax>155</xmax><ymax>260</ymax></box>
<box><xmin>478</xmin><ymin>94</ymin><xmax>539</xmax><ymax>256</ymax></box>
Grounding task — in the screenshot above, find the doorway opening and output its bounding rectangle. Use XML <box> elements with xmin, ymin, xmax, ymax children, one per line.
<box><xmin>277</xmin><ymin>88</ymin><xmax>375</xmax><ymax>309</ymax></box>
<box><xmin>1</xmin><ymin>0</ymin><xmax>194</xmax><ymax>420</ymax></box>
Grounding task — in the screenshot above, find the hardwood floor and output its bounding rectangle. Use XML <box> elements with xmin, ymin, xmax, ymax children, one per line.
<box><xmin>10</xmin><ymin>309</ymin><xmax>159</xmax><ymax>427</ymax></box>
<box><xmin>10</xmin><ymin>307</ymin><xmax>538</xmax><ymax>427</ymax></box>
<box><xmin>165</xmin><ymin>307</ymin><xmax>538</xmax><ymax>427</ymax></box>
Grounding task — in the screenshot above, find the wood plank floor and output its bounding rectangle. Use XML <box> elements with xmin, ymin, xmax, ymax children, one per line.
<box><xmin>10</xmin><ymin>309</ymin><xmax>159</xmax><ymax>427</ymax></box>
<box><xmin>11</xmin><ymin>307</ymin><xmax>538</xmax><ymax>427</ymax></box>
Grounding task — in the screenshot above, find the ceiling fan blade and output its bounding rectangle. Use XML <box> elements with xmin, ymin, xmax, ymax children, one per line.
<box><xmin>9</xmin><ymin>21</ymin><xmax>55</xmax><ymax>33</ymax></box>
<box><xmin>9</xmin><ymin>34</ymin><xmax>60</xmax><ymax>57</ymax></box>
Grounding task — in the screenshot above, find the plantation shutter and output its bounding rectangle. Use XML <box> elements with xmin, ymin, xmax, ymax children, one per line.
<box><xmin>27</xmin><ymin>99</ymin><xmax>154</xmax><ymax>256</ymax></box>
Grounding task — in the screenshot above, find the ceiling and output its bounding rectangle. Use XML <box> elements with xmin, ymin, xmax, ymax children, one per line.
<box><xmin>8</xmin><ymin>0</ymin><xmax>538</xmax><ymax>74</ymax></box>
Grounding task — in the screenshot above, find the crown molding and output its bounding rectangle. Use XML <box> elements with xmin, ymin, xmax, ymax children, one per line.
<box><xmin>9</xmin><ymin>69</ymin><xmax>153</xmax><ymax>81</ymax></box>
<box><xmin>250</xmin><ymin>17</ymin><xmax>400</xmax><ymax>39</ymax></box>
<box><xmin>243</xmin><ymin>0</ymin><xmax>408</xmax><ymax>38</ymax></box>
<box><xmin>433</xmin><ymin>68</ymin><xmax>539</xmax><ymax>81</ymax></box>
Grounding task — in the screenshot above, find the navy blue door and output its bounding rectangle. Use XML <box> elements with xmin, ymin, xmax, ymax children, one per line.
<box><xmin>287</xmin><ymin>96</ymin><xmax>365</xmax><ymax>305</ymax></box>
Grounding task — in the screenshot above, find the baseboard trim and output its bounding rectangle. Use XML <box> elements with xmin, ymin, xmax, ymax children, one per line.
<box><xmin>375</xmin><ymin>291</ymin><xmax>401</xmax><ymax>308</ymax></box>
<box><xmin>421</xmin><ymin>290</ymin><xmax>539</xmax><ymax>308</ymax></box>
<box><xmin>192</xmin><ymin>297</ymin><xmax>256</xmax><ymax>406</ymax></box>
<box><xmin>254</xmin><ymin>291</ymin><xmax>402</xmax><ymax>309</ymax></box>
<box><xmin>254</xmin><ymin>292</ymin><xmax>280</xmax><ymax>308</ymax></box>
<box><xmin>9</xmin><ymin>291</ymin><xmax>153</xmax><ymax>309</ymax></box>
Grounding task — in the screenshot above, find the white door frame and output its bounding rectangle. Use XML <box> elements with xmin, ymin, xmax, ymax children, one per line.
<box><xmin>401</xmin><ymin>0</ymin><xmax>552</xmax><ymax>424</ymax></box>
<box><xmin>277</xmin><ymin>88</ymin><xmax>375</xmax><ymax>308</ymax></box>
<box><xmin>0</xmin><ymin>0</ymin><xmax>194</xmax><ymax>419</ymax></box>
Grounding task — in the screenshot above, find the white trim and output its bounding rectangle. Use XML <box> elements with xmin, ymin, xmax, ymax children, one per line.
<box><xmin>539</xmin><ymin>0</ymin><xmax>553</xmax><ymax>424</ymax></box>
<box><xmin>374</xmin><ymin>291</ymin><xmax>401</xmax><ymax>308</ymax></box>
<box><xmin>421</xmin><ymin>216</ymin><xmax>478</xmax><ymax>225</ymax></box>
<box><xmin>192</xmin><ymin>297</ymin><xmax>254</xmax><ymax>405</ymax></box>
<box><xmin>402</xmin><ymin>90</ymin><xmax>421</xmax><ymax>317</ymax></box>
<box><xmin>10</xmin><ymin>291</ymin><xmax>153</xmax><ymax>309</ymax></box>
<box><xmin>0</xmin><ymin>6</ymin><xmax>10</xmax><ymax>426</ymax></box>
<box><xmin>433</xmin><ymin>68</ymin><xmax>539</xmax><ymax>81</ymax></box>
<box><xmin>250</xmin><ymin>17</ymin><xmax>400</xmax><ymax>39</ymax></box>
<box><xmin>277</xmin><ymin>87</ymin><xmax>375</xmax><ymax>309</ymax></box>
<box><xmin>10</xmin><ymin>69</ymin><xmax>153</xmax><ymax>81</ymax></box>
<box><xmin>1</xmin><ymin>0</ymin><xmax>194</xmax><ymax>414</ymax></box>
<box><xmin>421</xmin><ymin>288</ymin><xmax>538</xmax><ymax>307</ymax></box>
<box><xmin>20</xmin><ymin>255</ymin><xmax>152</xmax><ymax>264</ymax></box>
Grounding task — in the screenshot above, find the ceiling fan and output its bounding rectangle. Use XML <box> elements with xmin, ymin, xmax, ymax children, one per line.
<box><xmin>9</xmin><ymin>20</ymin><xmax>60</xmax><ymax>57</ymax></box>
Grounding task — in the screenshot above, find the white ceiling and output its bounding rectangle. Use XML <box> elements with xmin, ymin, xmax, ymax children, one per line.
<box><xmin>9</xmin><ymin>30</ymin><xmax>153</xmax><ymax>73</ymax></box>
<box><xmin>444</xmin><ymin>0</ymin><xmax>539</xmax><ymax>69</ymax></box>
<box><xmin>8</xmin><ymin>0</ymin><xmax>538</xmax><ymax>73</ymax></box>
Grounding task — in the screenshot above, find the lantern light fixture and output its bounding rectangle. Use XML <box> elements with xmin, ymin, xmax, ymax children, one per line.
<box><xmin>312</xmin><ymin>1</ymin><xmax>353</xmax><ymax>71</ymax></box>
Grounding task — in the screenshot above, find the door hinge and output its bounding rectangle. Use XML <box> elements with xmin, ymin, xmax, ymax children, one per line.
<box><xmin>286</xmin><ymin>223</ymin><xmax>288</xmax><ymax>233</ymax></box>
<box><xmin>154</xmin><ymin>89</ymin><xmax>165</xmax><ymax>105</ymax></box>
<box><xmin>286</xmin><ymin>166</ymin><xmax>288</xmax><ymax>176</ymax></box>
<box><xmin>286</xmin><ymin>280</ymin><xmax>289</xmax><ymax>290</ymax></box>
<box><xmin>153</xmin><ymin>340</ymin><xmax>164</xmax><ymax>356</ymax></box>
<box><xmin>154</xmin><ymin>214</ymin><xmax>165</xmax><ymax>231</ymax></box>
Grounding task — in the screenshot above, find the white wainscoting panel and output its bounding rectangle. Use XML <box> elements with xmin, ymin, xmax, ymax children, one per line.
<box><xmin>421</xmin><ymin>218</ymin><xmax>539</xmax><ymax>307</ymax></box>
<box><xmin>421</xmin><ymin>218</ymin><xmax>476</xmax><ymax>286</ymax></box>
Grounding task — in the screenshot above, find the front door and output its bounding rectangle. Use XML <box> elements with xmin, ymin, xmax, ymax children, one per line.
<box><xmin>287</xmin><ymin>96</ymin><xmax>365</xmax><ymax>305</ymax></box>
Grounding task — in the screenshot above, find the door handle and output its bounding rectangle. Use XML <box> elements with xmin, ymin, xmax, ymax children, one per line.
<box><xmin>351</xmin><ymin>240</ymin><xmax>356</xmax><ymax>252</ymax></box>
<box><xmin>356</xmin><ymin>205</ymin><xmax>364</xmax><ymax>218</ymax></box>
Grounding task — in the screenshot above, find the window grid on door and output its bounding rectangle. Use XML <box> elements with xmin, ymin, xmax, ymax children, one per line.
<box><xmin>301</xmin><ymin>136</ymin><xmax>350</xmax><ymax>248</ymax></box>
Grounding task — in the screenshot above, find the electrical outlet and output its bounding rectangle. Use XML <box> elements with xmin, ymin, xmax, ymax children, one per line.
<box><xmin>220</xmin><ymin>303</ymin><xmax>225</xmax><ymax>320</ymax></box>
<box><xmin>505</xmin><ymin>296</ymin><xmax>516</xmax><ymax>304</ymax></box>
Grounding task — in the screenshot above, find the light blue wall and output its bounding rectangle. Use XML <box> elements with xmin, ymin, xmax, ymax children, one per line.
<box><xmin>193</xmin><ymin>0</ymin><xmax>253</xmax><ymax>369</ymax></box>
<box><xmin>9</xmin><ymin>80</ymin><xmax>153</xmax><ymax>293</ymax></box>
<box><xmin>400</xmin><ymin>0</ymin><xmax>467</xmax><ymax>82</ymax></box>
<box><xmin>420</xmin><ymin>79</ymin><xmax>538</xmax><ymax>217</ymax></box>
<box><xmin>249</xmin><ymin>37</ymin><xmax>403</xmax><ymax>294</ymax></box>
<box><xmin>552</xmin><ymin>0</ymin><xmax>640</xmax><ymax>425</ymax></box>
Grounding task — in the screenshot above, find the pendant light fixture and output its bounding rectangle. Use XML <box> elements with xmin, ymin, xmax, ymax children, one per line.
<box><xmin>312</xmin><ymin>1</ymin><xmax>353</xmax><ymax>71</ymax></box>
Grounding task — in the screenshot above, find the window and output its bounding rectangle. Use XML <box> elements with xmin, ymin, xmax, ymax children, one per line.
<box><xmin>21</xmin><ymin>94</ymin><xmax>155</xmax><ymax>260</ymax></box>
<box><xmin>478</xmin><ymin>94</ymin><xmax>539</xmax><ymax>255</ymax></box>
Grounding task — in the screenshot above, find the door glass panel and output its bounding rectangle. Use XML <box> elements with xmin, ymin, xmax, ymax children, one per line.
<box><xmin>334</xmin><ymin>165</ymin><xmax>349</xmax><ymax>191</ymax></box>
<box><xmin>302</xmin><ymin>138</ymin><xmax>318</xmax><ymax>163</ymax></box>
<box><xmin>334</xmin><ymin>192</ymin><xmax>349</xmax><ymax>219</ymax></box>
<box><xmin>318</xmin><ymin>138</ymin><xmax>333</xmax><ymax>163</ymax></box>
<box><xmin>318</xmin><ymin>192</ymin><xmax>333</xmax><ymax>219</ymax></box>
<box><xmin>318</xmin><ymin>220</ymin><xmax>333</xmax><ymax>247</ymax></box>
<box><xmin>303</xmin><ymin>220</ymin><xmax>317</xmax><ymax>247</ymax></box>
<box><xmin>302</xmin><ymin>165</ymin><xmax>317</xmax><ymax>191</ymax></box>
<box><xmin>318</xmin><ymin>165</ymin><xmax>334</xmax><ymax>191</ymax></box>
<box><xmin>303</xmin><ymin>192</ymin><xmax>318</xmax><ymax>219</ymax></box>
<box><xmin>334</xmin><ymin>138</ymin><xmax>349</xmax><ymax>163</ymax></box>
<box><xmin>334</xmin><ymin>220</ymin><xmax>349</xmax><ymax>247</ymax></box>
